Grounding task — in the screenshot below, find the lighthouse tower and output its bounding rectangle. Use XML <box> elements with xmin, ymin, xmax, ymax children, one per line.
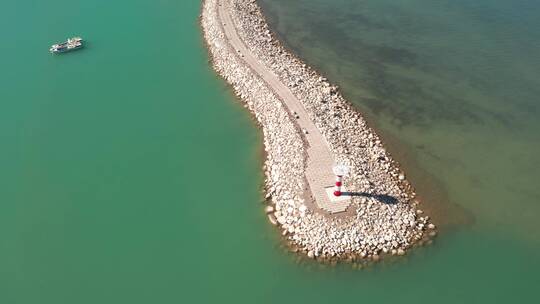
<box><xmin>332</xmin><ymin>164</ymin><xmax>349</xmax><ymax>197</ymax></box>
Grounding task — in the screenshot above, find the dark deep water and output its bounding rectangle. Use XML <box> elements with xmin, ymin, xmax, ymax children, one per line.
<box><xmin>1</xmin><ymin>0</ymin><xmax>539</xmax><ymax>303</ymax></box>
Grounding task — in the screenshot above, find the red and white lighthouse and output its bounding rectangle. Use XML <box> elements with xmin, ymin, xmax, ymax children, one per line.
<box><xmin>332</xmin><ymin>164</ymin><xmax>349</xmax><ymax>197</ymax></box>
<box><xmin>334</xmin><ymin>175</ymin><xmax>343</xmax><ymax>196</ymax></box>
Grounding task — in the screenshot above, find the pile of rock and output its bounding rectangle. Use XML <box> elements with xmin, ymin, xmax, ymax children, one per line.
<box><xmin>201</xmin><ymin>0</ymin><xmax>436</xmax><ymax>262</ymax></box>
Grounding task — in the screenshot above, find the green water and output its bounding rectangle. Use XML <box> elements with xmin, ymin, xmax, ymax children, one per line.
<box><xmin>1</xmin><ymin>0</ymin><xmax>539</xmax><ymax>303</ymax></box>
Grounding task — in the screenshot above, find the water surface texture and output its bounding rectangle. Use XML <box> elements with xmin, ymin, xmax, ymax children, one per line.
<box><xmin>1</xmin><ymin>0</ymin><xmax>539</xmax><ymax>303</ymax></box>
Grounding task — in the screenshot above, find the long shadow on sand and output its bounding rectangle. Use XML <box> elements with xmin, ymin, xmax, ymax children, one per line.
<box><xmin>341</xmin><ymin>192</ymin><xmax>399</xmax><ymax>205</ymax></box>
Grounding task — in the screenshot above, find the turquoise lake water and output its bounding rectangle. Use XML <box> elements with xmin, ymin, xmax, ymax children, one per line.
<box><xmin>1</xmin><ymin>0</ymin><xmax>539</xmax><ymax>303</ymax></box>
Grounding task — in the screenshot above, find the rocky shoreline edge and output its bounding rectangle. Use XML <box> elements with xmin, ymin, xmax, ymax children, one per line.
<box><xmin>201</xmin><ymin>0</ymin><xmax>437</xmax><ymax>263</ymax></box>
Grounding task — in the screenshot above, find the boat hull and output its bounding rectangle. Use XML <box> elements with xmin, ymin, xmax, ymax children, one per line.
<box><xmin>49</xmin><ymin>37</ymin><xmax>84</xmax><ymax>54</ymax></box>
<box><xmin>50</xmin><ymin>45</ymin><xmax>83</xmax><ymax>54</ymax></box>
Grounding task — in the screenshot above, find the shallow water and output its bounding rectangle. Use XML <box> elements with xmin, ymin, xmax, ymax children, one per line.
<box><xmin>259</xmin><ymin>0</ymin><xmax>540</xmax><ymax>298</ymax></box>
<box><xmin>1</xmin><ymin>0</ymin><xmax>539</xmax><ymax>303</ymax></box>
<box><xmin>259</xmin><ymin>0</ymin><xmax>540</xmax><ymax>238</ymax></box>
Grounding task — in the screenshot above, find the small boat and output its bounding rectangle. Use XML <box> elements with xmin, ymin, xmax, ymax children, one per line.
<box><xmin>50</xmin><ymin>37</ymin><xmax>83</xmax><ymax>54</ymax></box>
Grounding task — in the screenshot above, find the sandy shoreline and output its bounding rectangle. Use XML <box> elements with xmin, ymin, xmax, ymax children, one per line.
<box><xmin>201</xmin><ymin>0</ymin><xmax>436</xmax><ymax>262</ymax></box>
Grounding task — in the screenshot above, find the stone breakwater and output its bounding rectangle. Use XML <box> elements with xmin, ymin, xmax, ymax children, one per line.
<box><xmin>201</xmin><ymin>0</ymin><xmax>436</xmax><ymax>262</ymax></box>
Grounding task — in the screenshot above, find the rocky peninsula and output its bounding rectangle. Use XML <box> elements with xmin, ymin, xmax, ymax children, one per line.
<box><xmin>201</xmin><ymin>0</ymin><xmax>436</xmax><ymax>262</ymax></box>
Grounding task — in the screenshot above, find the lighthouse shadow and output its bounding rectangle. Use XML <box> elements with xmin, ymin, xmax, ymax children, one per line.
<box><xmin>342</xmin><ymin>192</ymin><xmax>399</xmax><ymax>205</ymax></box>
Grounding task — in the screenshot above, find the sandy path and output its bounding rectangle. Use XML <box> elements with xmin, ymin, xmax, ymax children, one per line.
<box><xmin>217</xmin><ymin>0</ymin><xmax>351</xmax><ymax>213</ymax></box>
